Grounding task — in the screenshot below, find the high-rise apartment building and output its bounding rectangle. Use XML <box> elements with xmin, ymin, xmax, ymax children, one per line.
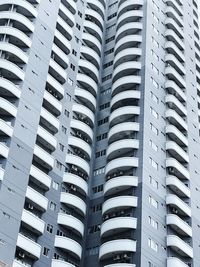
<box><xmin>0</xmin><ymin>0</ymin><xmax>200</xmax><ymax>266</ymax></box>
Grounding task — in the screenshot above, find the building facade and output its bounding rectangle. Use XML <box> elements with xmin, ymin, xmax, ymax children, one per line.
<box><xmin>0</xmin><ymin>0</ymin><xmax>200</xmax><ymax>266</ymax></box>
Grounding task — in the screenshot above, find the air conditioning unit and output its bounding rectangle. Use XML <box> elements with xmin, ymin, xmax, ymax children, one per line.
<box><xmin>172</xmin><ymin>208</ymin><xmax>178</xmax><ymax>214</ymax></box>
<box><xmin>19</xmin><ymin>251</ymin><xmax>25</xmax><ymax>258</ymax></box>
<box><xmin>169</xmin><ymin>167</ymin><xmax>174</xmax><ymax>173</ymax></box>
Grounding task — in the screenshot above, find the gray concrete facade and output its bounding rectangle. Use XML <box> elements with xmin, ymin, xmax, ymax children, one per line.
<box><xmin>0</xmin><ymin>0</ymin><xmax>200</xmax><ymax>267</ymax></box>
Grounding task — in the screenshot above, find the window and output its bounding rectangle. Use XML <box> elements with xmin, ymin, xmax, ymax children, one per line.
<box><xmin>151</xmin><ymin>36</ymin><xmax>159</xmax><ymax>48</ymax></box>
<box><xmin>148</xmin><ymin>238</ymin><xmax>158</xmax><ymax>252</ymax></box>
<box><xmin>98</xmin><ymin>117</ymin><xmax>109</xmax><ymax>126</ymax></box>
<box><xmin>151</xmin><ymin>63</ymin><xmax>159</xmax><ymax>74</ymax></box>
<box><xmin>96</xmin><ymin>149</ymin><xmax>106</xmax><ymax>158</ymax></box>
<box><xmin>78</xmin><ymin>11</ymin><xmax>82</xmax><ymax>18</ymax></box>
<box><xmin>104</xmin><ymin>48</ymin><xmax>114</xmax><ymax>56</ymax></box>
<box><xmin>47</xmin><ymin>224</ymin><xmax>53</xmax><ymax>233</ymax></box>
<box><xmin>70</xmin><ymin>63</ymin><xmax>75</xmax><ymax>71</ymax></box>
<box><xmin>152</xmin><ymin>24</ymin><xmax>159</xmax><ymax>35</ymax></box>
<box><xmin>91</xmin><ymin>204</ymin><xmax>102</xmax><ymax>212</ymax></box>
<box><xmin>149</xmin><ymin>176</ymin><xmax>158</xmax><ymax>189</ymax></box>
<box><xmin>149</xmin><ymin>195</ymin><xmax>158</xmax><ymax>209</ymax></box>
<box><xmin>151</xmin><ymin>77</ymin><xmax>159</xmax><ymax>88</ymax></box>
<box><xmin>105</xmin><ymin>36</ymin><xmax>115</xmax><ymax>44</ymax></box>
<box><xmin>149</xmin><ymin>157</ymin><xmax>158</xmax><ymax>170</ymax></box>
<box><xmin>150</xmin><ymin>107</ymin><xmax>159</xmax><ymax>119</ymax></box>
<box><xmin>93</xmin><ymin>167</ymin><xmax>105</xmax><ymax>176</ymax></box>
<box><xmin>151</xmin><ymin>49</ymin><xmax>159</xmax><ymax>61</ymax></box>
<box><xmin>89</xmin><ymin>224</ymin><xmax>101</xmax><ymax>233</ymax></box>
<box><xmin>72</xmin><ymin>49</ymin><xmax>77</xmax><ymax>56</ymax></box>
<box><xmin>43</xmin><ymin>247</ymin><xmax>50</xmax><ymax>257</ymax></box>
<box><xmin>102</xmin><ymin>74</ymin><xmax>112</xmax><ymax>82</ymax></box>
<box><xmin>103</xmin><ymin>61</ymin><xmax>113</xmax><ymax>69</ymax></box>
<box><xmin>149</xmin><ymin>140</ymin><xmax>158</xmax><ymax>151</ymax></box>
<box><xmin>49</xmin><ymin>201</ymin><xmax>56</xmax><ymax>211</ymax></box>
<box><xmin>148</xmin><ymin>216</ymin><xmax>158</xmax><ymax>229</ymax></box>
<box><xmin>107</xmin><ymin>12</ymin><xmax>117</xmax><ymax>20</ymax></box>
<box><xmin>56</xmin><ymin>160</ymin><xmax>62</xmax><ymax>170</ymax></box>
<box><xmin>76</xmin><ymin>23</ymin><xmax>81</xmax><ymax>30</ymax></box>
<box><xmin>150</xmin><ymin>123</ymin><xmax>158</xmax><ymax>135</ymax></box>
<box><xmin>62</xmin><ymin>126</ymin><xmax>67</xmax><ymax>134</ymax></box>
<box><xmin>96</xmin><ymin>132</ymin><xmax>108</xmax><ymax>141</ymax></box>
<box><xmin>59</xmin><ymin>143</ymin><xmax>64</xmax><ymax>152</ymax></box>
<box><xmin>151</xmin><ymin>91</ymin><xmax>159</xmax><ymax>103</ymax></box>
<box><xmin>99</xmin><ymin>102</ymin><xmax>110</xmax><ymax>110</ymax></box>
<box><xmin>92</xmin><ymin>184</ymin><xmax>103</xmax><ymax>193</ymax></box>
<box><xmin>64</xmin><ymin>109</ymin><xmax>70</xmax><ymax>117</ymax></box>
<box><xmin>52</xmin><ymin>181</ymin><xmax>59</xmax><ymax>190</ymax></box>
<box><xmin>68</xmin><ymin>78</ymin><xmax>73</xmax><ymax>85</ymax></box>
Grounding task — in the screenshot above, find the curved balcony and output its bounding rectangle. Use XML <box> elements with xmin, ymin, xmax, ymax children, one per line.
<box><xmin>115</xmin><ymin>34</ymin><xmax>142</xmax><ymax>56</ymax></box>
<box><xmin>83</xmin><ymin>20</ymin><xmax>103</xmax><ymax>43</ymax></box>
<box><xmin>106</xmin><ymin>157</ymin><xmax>138</xmax><ymax>176</ymax></box>
<box><xmin>165</xmin><ymin>6</ymin><xmax>183</xmax><ymax>27</ymax></box>
<box><xmin>0</xmin><ymin>97</ymin><xmax>17</xmax><ymax>118</ymax></box>
<box><xmin>66</xmin><ymin>154</ymin><xmax>90</xmax><ymax>176</ymax></box>
<box><xmin>26</xmin><ymin>186</ymin><xmax>48</xmax><ymax>211</ymax></box>
<box><xmin>0</xmin><ymin>59</ymin><xmax>24</xmax><ymax>81</ymax></box>
<box><xmin>114</xmin><ymin>47</ymin><xmax>142</xmax><ymax>69</ymax></box>
<box><xmin>0</xmin><ymin>142</ymin><xmax>9</xmax><ymax>158</ymax></box>
<box><xmin>0</xmin><ymin>26</ymin><xmax>31</xmax><ymax>47</ymax></box>
<box><xmin>33</xmin><ymin>145</ymin><xmax>54</xmax><ymax>171</ymax></box>
<box><xmin>75</xmin><ymin>87</ymin><xmax>96</xmax><ymax>112</ymax></box>
<box><xmin>166</xmin><ymin>0</ymin><xmax>183</xmax><ymax>16</ymax></box>
<box><xmin>70</xmin><ymin>119</ymin><xmax>93</xmax><ymax>142</ymax></box>
<box><xmin>57</xmin><ymin>15</ymin><xmax>73</xmax><ymax>41</ymax></box>
<box><xmin>165</xmin><ymin>41</ymin><xmax>185</xmax><ymax>63</ymax></box>
<box><xmin>166</xmin><ymin>158</ymin><xmax>190</xmax><ymax>180</ymax></box>
<box><xmin>101</xmin><ymin>217</ymin><xmax>137</xmax><ymax>237</ymax></box>
<box><xmin>63</xmin><ymin>173</ymin><xmax>88</xmax><ymax>196</ymax></box>
<box><xmin>37</xmin><ymin>126</ymin><xmax>57</xmax><ymax>152</ymax></box>
<box><xmin>76</xmin><ymin>72</ymin><xmax>98</xmax><ymax>96</ymax></box>
<box><xmin>165</xmin><ymin>66</ymin><xmax>186</xmax><ymax>89</ymax></box>
<box><xmin>1</xmin><ymin>0</ymin><xmax>38</xmax><ymax>17</ymax></box>
<box><xmin>54</xmin><ymin>30</ymin><xmax>71</xmax><ymax>55</ymax></box>
<box><xmin>80</xmin><ymin>45</ymin><xmax>100</xmax><ymax>69</ymax></box>
<box><xmin>166</xmin><ymin>194</ymin><xmax>191</xmax><ymax>217</ymax></box>
<box><xmin>102</xmin><ymin>196</ymin><xmax>138</xmax><ymax>215</ymax></box>
<box><xmin>57</xmin><ymin>213</ymin><xmax>84</xmax><ymax>237</ymax></box>
<box><xmin>0</xmin><ymin>167</ymin><xmax>4</xmax><ymax>181</ymax></box>
<box><xmin>52</xmin><ymin>43</ymin><xmax>69</xmax><ymax>69</ymax></box>
<box><xmin>165</xmin><ymin>29</ymin><xmax>184</xmax><ymax>51</ymax></box>
<box><xmin>68</xmin><ymin>136</ymin><xmax>91</xmax><ymax>159</ymax></box>
<box><xmin>49</xmin><ymin>58</ymin><xmax>67</xmax><ymax>84</ymax></box>
<box><xmin>111</xmin><ymin>90</ymin><xmax>140</xmax><ymax>111</ymax></box>
<box><xmin>167</xmin><ymin>257</ymin><xmax>189</xmax><ymax>267</ymax></box>
<box><xmin>165</xmin><ymin>94</ymin><xmax>187</xmax><ymax>116</ymax></box>
<box><xmin>165</xmin><ymin>80</ymin><xmax>186</xmax><ymax>103</ymax></box>
<box><xmin>59</xmin><ymin>2</ymin><xmax>75</xmax><ymax>27</ymax></box>
<box><xmin>85</xmin><ymin>8</ymin><xmax>104</xmax><ymax>31</ymax></box>
<box><xmin>165</xmin><ymin>125</ymin><xmax>188</xmax><ymax>147</ymax></box>
<box><xmin>107</xmin><ymin>139</ymin><xmax>139</xmax><ymax>161</ymax></box>
<box><xmin>30</xmin><ymin>165</ymin><xmax>51</xmax><ymax>191</ymax></box>
<box><xmin>17</xmin><ymin>233</ymin><xmax>41</xmax><ymax>259</ymax></box>
<box><xmin>54</xmin><ymin>236</ymin><xmax>82</xmax><ymax>259</ymax></box>
<box><xmin>82</xmin><ymin>32</ymin><xmax>101</xmax><ymax>56</ymax></box>
<box><xmin>108</xmin><ymin>122</ymin><xmax>139</xmax><ymax>144</ymax></box>
<box><xmin>47</xmin><ymin>74</ymin><xmax>64</xmax><ymax>99</ymax></box>
<box><xmin>87</xmin><ymin>0</ymin><xmax>105</xmax><ymax>19</ymax></box>
<box><xmin>0</xmin><ymin>119</ymin><xmax>13</xmax><ymax>137</ymax></box>
<box><xmin>166</xmin><ymin>141</ymin><xmax>189</xmax><ymax>163</ymax></box>
<box><xmin>79</xmin><ymin>59</ymin><xmax>99</xmax><ymax>83</ymax></box>
<box><xmin>0</xmin><ymin>42</ymin><xmax>28</xmax><ymax>64</ymax></box>
<box><xmin>105</xmin><ymin>264</ymin><xmax>135</xmax><ymax>267</ymax></box>
<box><xmin>166</xmin><ymin>109</ymin><xmax>187</xmax><ymax>131</ymax></box>
<box><xmin>167</xmin><ymin>235</ymin><xmax>193</xmax><ymax>258</ymax></box>
<box><xmin>109</xmin><ymin>106</ymin><xmax>140</xmax><ymax>128</ymax></box>
<box><xmin>51</xmin><ymin>260</ymin><xmax>76</xmax><ymax>267</ymax></box>
<box><xmin>165</xmin><ymin>54</ymin><xmax>185</xmax><ymax>76</ymax></box>
<box><xmin>0</xmin><ymin>11</ymin><xmax>34</xmax><ymax>32</ymax></box>
<box><xmin>60</xmin><ymin>192</ymin><xmax>86</xmax><ymax>216</ymax></box>
<box><xmin>112</xmin><ymin>61</ymin><xmax>141</xmax><ymax>83</ymax></box>
<box><xmin>43</xmin><ymin>90</ymin><xmax>62</xmax><ymax>116</ymax></box>
<box><xmin>99</xmin><ymin>239</ymin><xmax>136</xmax><ymax>260</ymax></box>
<box><xmin>117</xmin><ymin>10</ymin><xmax>143</xmax><ymax>30</ymax></box>
<box><xmin>116</xmin><ymin>22</ymin><xmax>142</xmax><ymax>43</ymax></box>
<box><xmin>40</xmin><ymin>107</ymin><xmax>60</xmax><ymax>134</ymax></box>
<box><xmin>112</xmin><ymin>75</ymin><xmax>141</xmax><ymax>96</ymax></box>
<box><xmin>0</xmin><ymin>77</ymin><xmax>21</xmax><ymax>99</ymax></box>
<box><xmin>72</xmin><ymin>103</ymin><xmax>95</xmax><ymax>127</ymax></box>
<box><xmin>165</xmin><ymin>17</ymin><xmax>184</xmax><ymax>39</ymax></box>
<box><xmin>118</xmin><ymin>0</ymin><xmax>143</xmax><ymax>16</ymax></box>
<box><xmin>21</xmin><ymin>209</ymin><xmax>45</xmax><ymax>235</ymax></box>
<box><xmin>104</xmin><ymin>176</ymin><xmax>138</xmax><ymax>196</ymax></box>
<box><xmin>166</xmin><ymin>214</ymin><xmax>192</xmax><ymax>237</ymax></box>
<box><xmin>166</xmin><ymin>176</ymin><xmax>190</xmax><ymax>198</ymax></box>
